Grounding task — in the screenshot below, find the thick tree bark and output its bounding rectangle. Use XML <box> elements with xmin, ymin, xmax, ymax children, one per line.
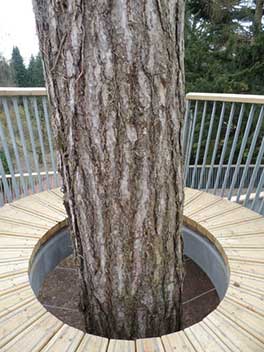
<box><xmin>33</xmin><ymin>0</ymin><xmax>185</xmax><ymax>339</ymax></box>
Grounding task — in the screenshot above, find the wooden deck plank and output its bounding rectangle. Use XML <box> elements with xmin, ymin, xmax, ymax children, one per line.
<box><xmin>0</xmin><ymin>248</ymin><xmax>32</xmax><ymax>261</ymax></box>
<box><xmin>188</xmin><ymin>199</ymin><xmax>241</xmax><ymax>221</ymax></box>
<box><xmin>0</xmin><ymin>188</ymin><xmax>263</xmax><ymax>351</ymax></box>
<box><xmin>207</xmin><ymin>216</ymin><xmax>264</xmax><ymax>231</ymax></box>
<box><xmin>230</xmin><ymin>272</ymin><xmax>264</xmax><ymax>294</ymax></box>
<box><xmin>10</xmin><ymin>203</ymin><xmax>63</xmax><ymax>224</ymax></box>
<box><xmin>108</xmin><ymin>339</ymin><xmax>135</xmax><ymax>352</ymax></box>
<box><xmin>0</xmin><ymin>235</ymin><xmax>37</xmax><ymax>248</ymax></box>
<box><xmin>51</xmin><ymin>188</ymin><xmax>64</xmax><ymax>199</ymax></box>
<box><xmin>136</xmin><ymin>337</ymin><xmax>164</xmax><ymax>352</ymax></box>
<box><xmin>76</xmin><ymin>334</ymin><xmax>109</xmax><ymax>352</ymax></box>
<box><xmin>205</xmin><ymin>311</ymin><xmax>264</xmax><ymax>352</ymax></box>
<box><xmin>0</xmin><ymin>260</ymin><xmax>28</xmax><ymax>277</ymax></box>
<box><xmin>198</xmin><ymin>206</ymin><xmax>261</xmax><ymax>228</ymax></box>
<box><xmin>1</xmin><ymin>312</ymin><xmax>63</xmax><ymax>352</ymax></box>
<box><xmin>224</xmin><ymin>248</ymin><xmax>264</xmax><ymax>263</ymax></box>
<box><xmin>0</xmin><ymin>300</ymin><xmax>46</xmax><ymax>348</ymax></box>
<box><xmin>0</xmin><ymin>273</ymin><xmax>29</xmax><ymax>295</ymax></box>
<box><xmin>184</xmin><ymin>190</ymin><xmax>215</xmax><ymax>212</ymax></box>
<box><xmin>41</xmin><ymin>324</ymin><xmax>84</xmax><ymax>352</ymax></box>
<box><xmin>219</xmin><ymin>233</ymin><xmax>264</xmax><ymax>248</ymax></box>
<box><xmin>185</xmin><ymin>322</ymin><xmax>231</xmax><ymax>352</ymax></box>
<box><xmin>32</xmin><ymin>192</ymin><xmax>66</xmax><ymax>214</ymax></box>
<box><xmin>0</xmin><ymin>227</ymin><xmax>45</xmax><ymax>239</ymax></box>
<box><xmin>218</xmin><ymin>299</ymin><xmax>264</xmax><ymax>343</ymax></box>
<box><xmin>0</xmin><ymin>287</ymin><xmax>34</xmax><ymax>317</ymax></box>
<box><xmin>226</xmin><ymin>285</ymin><xmax>264</xmax><ymax>316</ymax></box>
<box><xmin>184</xmin><ymin>188</ymin><xmax>203</xmax><ymax>206</ymax></box>
<box><xmin>10</xmin><ymin>198</ymin><xmax>66</xmax><ymax>223</ymax></box>
<box><xmin>229</xmin><ymin>260</ymin><xmax>264</xmax><ymax>279</ymax></box>
<box><xmin>0</xmin><ymin>205</ymin><xmax>56</xmax><ymax>227</ymax></box>
<box><xmin>162</xmin><ymin>331</ymin><xmax>196</xmax><ymax>351</ymax></box>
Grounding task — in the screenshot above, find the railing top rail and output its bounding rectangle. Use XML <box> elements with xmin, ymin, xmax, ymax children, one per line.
<box><xmin>0</xmin><ymin>87</ymin><xmax>47</xmax><ymax>96</ymax></box>
<box><xmin>186</xmin><ymin>92</ymin><xmax>264</xmax><ymax>104</ymax></box>
<box><xmin>1</xmin><ymin>89</ymin><xmax>264</xmax><ymax>103</ymax></box>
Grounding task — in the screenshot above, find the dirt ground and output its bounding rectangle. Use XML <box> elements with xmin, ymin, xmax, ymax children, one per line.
<box><xmin>38</xmin><ymin>255</ymin><xmax>219</xmax><ymax>334</ymax></box>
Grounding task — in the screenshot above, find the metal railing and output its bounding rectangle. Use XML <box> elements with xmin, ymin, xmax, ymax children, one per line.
<box><xmin>0</xmin><ymin>88</ymin><xmax>264</xmax><ymax>215</ymax></box>
<box><xmin>0</xmin><ymin>88</ymin><xmax>59</xmax><ymax>205</ymax></box>
<box><xmin>184</xmin><ymin>93</ymin><xmax>264</xmax><ymax>213</ymax></box>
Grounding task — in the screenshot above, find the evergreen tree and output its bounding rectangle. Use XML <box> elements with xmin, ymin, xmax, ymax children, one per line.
<box><xmin>10</xmin><ymin>47</ymin><xmax>28</xmax><ymax>87</ymax></box>
<box><xmin>0</xmin><ymin>54</ymin><xmax>15</xmax><ymax>86</ymax></box>
<box><xmin>27</xmin><ymin>53</ymin><xmax>45</xmax><ymax>87</ymax></box>
<box><xmin>27</xmin><ymin>55</ymin><xmax>36</xmax><ymax>86</ymax></box>
<box><xmin>185</xmin><ymin>0</ymin><xmax>264</xmax><ymax>94</ymax></box>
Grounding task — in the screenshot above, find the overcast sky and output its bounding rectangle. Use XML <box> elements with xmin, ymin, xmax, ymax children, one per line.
<box><xmin>0</xmin><ymin>0</ymin><xmax>39</xmax><ymax>65</ymax></box>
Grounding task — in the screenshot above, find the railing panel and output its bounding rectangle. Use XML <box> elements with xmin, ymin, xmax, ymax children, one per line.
<box><xmin>185</xmin><ymin>93</ymin><xmax>264</xmax><ymax>215</ymax></box>
<box><xmin>23</xmin><ymin>96</ymin><xmax>44</xmax><ymax>191</ymax></box>
<box><xmin>0</xmin><ymin>89</ymin><xmax>59</xmax><ymax>202</ymax></box>
<box><xmin>1</xmin><ymin>88</ymin><xmax>264</xmax><ymax>216</ymax></box>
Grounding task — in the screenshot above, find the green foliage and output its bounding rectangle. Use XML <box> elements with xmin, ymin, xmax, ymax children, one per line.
<box><xmin>1</xmin><ymin>2</ymin><xmax>263</xmax><ymax>94</ymax></box>
<box><xmin>186</xmin><ymin>0</ymin><xmax>264</xmax><ymax>94</ymax></box>
<box><xmin>0</xmin><ymin>54</ymin><xmax>15</xmax><ymax>86</ymax></box>
<box><xmin>0</xmin><ymin>48</ymin><xmax>45</xmax><ymax>88</ymax></box>
<box><xmin>10</xmin><ymin>47</ymin><xmax>28</xmax><ymax>87</ymax></box>
<box><xmin>0</xmin><ymin>151</ymin><xmax>10</xmax><ymax>174</ymax></box>
<box><xmin>27</xmin><ymin>54</ymin><xmax>45</xmax><ymax>87</ymax></box>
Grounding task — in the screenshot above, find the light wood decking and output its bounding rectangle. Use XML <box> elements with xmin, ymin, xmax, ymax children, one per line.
<box><xmin>0</xmin><ymin>188</ymin><xmax>264</xmax><ymax>351</ymax></box>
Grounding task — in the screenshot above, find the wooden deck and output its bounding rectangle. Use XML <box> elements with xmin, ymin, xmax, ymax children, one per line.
<box><xmin>0</xmin><ymin>188</ymin><xmax>264</xmax><ymax>351</ymax></box>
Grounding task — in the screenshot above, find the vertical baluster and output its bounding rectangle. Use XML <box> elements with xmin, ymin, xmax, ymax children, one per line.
<box><xmin>228</xmin><ymin>105</ymin><xmax>256</xmax><ymax>200</ymax></box>
<box><xmin>0</xmin><ymin>180</ymin><xmax>4</xmax><ymax>205</ymax></box>
<box><xmin>184</xmin><ymin>110</ymin><xmax>194</xmax><ymax>182</ymax></box>
<box><xmin>182</xmin><ymin>100</ymin><xmax>190</xmax><ymax>156</ymax></box>
<box><xmin>12</xmin><ymin>97</ymin><xmax>35</xmax><ymax>193</ymax></box>
<box><xmin>251</xmin><ymin>166</ymin><xmax>264</xmax><ymax>211</ymax></box>
<box><xmin>205</xmin><ymin>102</ymin><xmax>226</xmax><ymax>191</ymax></box>
<box><xmin>191</xmin><ymin>101</ymin><xmax>207</xmax><ymax>188</ymax></box>
<box><xmin>244</xmin><ymin>137</ymin><xmax>264</xmax><ymax>207</ymax></box>
<box><xmin>213</xmin><ymin>103</ymin><xmax>236</xmax><ymax>194</ymax></box>
<box><xmin>0</xmin><ymin>157</ymin><xmax>12</xmax><ymax>203</ymax></box>
<box><xmin>220</xmin><ymin>104</ymin><xmax>245</xmax><ymax>197</ymax></box>
<box><xmin>23</xmin><ymin>97</ymin><xmax>43</xmax><ymax>192</ymax></box>
<box><xmin>2</xmin><ymin>98</ymin><xmax>27</xmax><ymax>195</ymax></box>
<box><xmin>236</xmin><ymin>106</ymin><xmax>264</xmax><ymax>202</ymax></box>
<box><xmin>198</xmin><ymin>102</ymin><xmax>216</xmax><ymax>189</ymax></box>
<box><xmin>0</xmin><ymin>121</ymin><xmax>19</xmax><ymax>199</ymax></box>
<box><xmin>32</xmin><ymin>97</ymin><xmax>50</xmax><ymax>189</ymax></box>
<box><xmin>185</xmin><ymin>101</ymin><xmax>198</xmax><ymax>182</ymax></box>
<box><xmin>42</xmin><ymin>97</ymin><xmax>58</xmax><ymax>187</ymax></box>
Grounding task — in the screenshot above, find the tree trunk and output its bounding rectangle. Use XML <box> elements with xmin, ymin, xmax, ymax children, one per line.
<box><xmin>33</xmin><ymin>0</ymin><xmax>185</xmax><ymax>339</ymax></box>
<box><xmin>254</xmin><ymin>0</ymin><xmax>264</xmax><ymax>34</ymax></box>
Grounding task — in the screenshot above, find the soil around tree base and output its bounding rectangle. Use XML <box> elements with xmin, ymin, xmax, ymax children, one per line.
<box><xmin>37</xmin><ymin>255</ymin><xmax>219</xmax><ymax>336</ymax></box>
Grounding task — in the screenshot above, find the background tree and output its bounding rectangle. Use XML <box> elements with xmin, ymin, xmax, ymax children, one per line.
<box><xmin>27</xmin><ymin>53</ymin><xmax>45</xmax><ymax>87</ymax></box>
<box><xmin>254</xmin><ymin>0</ymin><xmax>264</xmax><ymax>34</ymax></box>
<box><xmin>33</xmin><ymin>0</ymin><xmax>185</xmax><ymax>339</ymax></box>
<box><xmin>0</xmin><ymin>54</ymin><xmax>15</xmax><ymax>87</ymax></box>
<box><xmin>185</xmin><ymin>0</ymin><xmax>264</xmax><ymax>93</ymax></box>
<box><xmin>10</xmin><ymin>47</ymin><xmax>28</xmax><ymax>87</ymax></box>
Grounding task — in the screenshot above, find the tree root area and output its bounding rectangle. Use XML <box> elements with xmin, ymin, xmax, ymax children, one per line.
<box><xmin>38</xmin><ymin>255</ymin><xmax>219</xmax><ymax>337</ymax></box>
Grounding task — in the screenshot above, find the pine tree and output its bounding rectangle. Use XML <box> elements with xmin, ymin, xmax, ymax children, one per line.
<box><xmin>0</xmin><ymin>54</ymin><xmax>15</xmax><ymax>87</ymax></box>
<box><xmin>10</xmin><ymin>47</ymin><xmax>28</xmax><ymax>87</ymax></box>
<box><xmin>185</xmin><ymin>0</ymin><xmax>264</xmax><ymax>94</ymax></box>
<box><xmin>27</xmin><ymin>53</ymin><xmax>45</xmax><ymax>87</ymax></box>
<box><xmin>27</xmin><ymin>55</ymin><xmax>36</xmax><ymax>86</ymax></box>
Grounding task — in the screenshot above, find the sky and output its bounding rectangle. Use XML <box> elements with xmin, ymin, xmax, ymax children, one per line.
<box><xmin>0</xmin><ymin>0</ymin><xmax>39</xmax><ymax>66</ymax></box>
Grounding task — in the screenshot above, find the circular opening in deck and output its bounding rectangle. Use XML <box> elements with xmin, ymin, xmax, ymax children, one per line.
<box><xmin>29</xmin><ymin>225</ymin><xmax>229</xmax><ymax>338</ymax></box>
